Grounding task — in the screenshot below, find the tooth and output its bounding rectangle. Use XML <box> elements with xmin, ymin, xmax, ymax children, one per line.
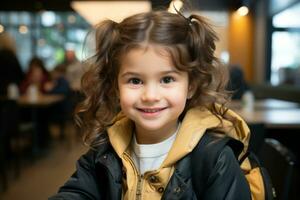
<box><xmin>144</xmin><ymin>109</ymin><xmax>157</xmax><ymax>113</ymax></box>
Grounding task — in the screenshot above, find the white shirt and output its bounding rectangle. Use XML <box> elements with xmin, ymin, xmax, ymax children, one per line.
<box><xmin>131</xmin><ymin>124</ymin><xmax>180</xmax><ymax>175</ymax></box>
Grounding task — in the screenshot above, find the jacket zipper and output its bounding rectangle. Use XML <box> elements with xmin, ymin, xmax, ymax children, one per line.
<box><xmin>123</xmin><ymin>152</ymin><xmax>143</xmax><ymax>200</ymax></box>
<box><xmin>136</xmin><ymin>174</ymin><xmax>143</xmax><ymax>200</ymax></box>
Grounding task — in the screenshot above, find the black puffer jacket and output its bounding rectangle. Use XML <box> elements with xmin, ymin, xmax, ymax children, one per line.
<box><xmin>49</xmin><ymin>133</ymin><xmax>251</xmax><ymax>200</ymax></box>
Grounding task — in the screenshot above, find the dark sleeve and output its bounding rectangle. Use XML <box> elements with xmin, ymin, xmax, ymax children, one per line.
<box><xmin>49</xmin><ymin>150</ymin><xmax>101</xmax><ymax>200</ymax></box>
<box><xmin>203</xmin><ymin>146</ymin><xmax>251</xmax><ymax>200</ymax></box>
<box><xmin>48</xmin><ymin>78</ymin><xmax>71</xmax><ymax>95</ymax></box>
<box><xmin>0</xmin><ymin>50</ymin><xmax>24</xmax><ymax>95</ymax></box>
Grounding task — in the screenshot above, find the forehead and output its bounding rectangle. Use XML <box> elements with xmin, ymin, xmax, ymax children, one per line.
<box><xmin>120</xmin><ymin>44</ymin><xmax>174</xmax><ymax>69</ymax></box>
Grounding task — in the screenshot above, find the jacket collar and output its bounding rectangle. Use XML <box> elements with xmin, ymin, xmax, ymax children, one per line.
<box><xmin>162</xmin><ymin>106</ymin><xmax>250</xmax><ymax>167</ymax></box>
<box><xmin>106</xmin><ymin>106</ymin><xmax>250</xmax><ymax>167</ymax></box>
<box><xmin>107</xmin><ymin>113</ymin><xmax>134</xmax><ymax>157</ymax></box>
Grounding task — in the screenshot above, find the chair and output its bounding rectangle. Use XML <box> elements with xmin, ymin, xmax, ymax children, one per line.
<box><xmin>0</xmin><ymin>99</ymin><xmax>19</xmax><ymax>191</ymax></box>
<box><xmin>248</xmin><ymin>123</ymin><xmax>266</xmax><ymax>154</ymax></box>
<box><xmin>258</xmin><ymin>138</ymin><xmax>296</xmax><ymax>200</ymax></box>
<box><xmin>0</xmin><ymin>99</ymin><xmax>33</xmax><ymax>191</ymax></box>
<box><xmin>48</xmin><ymin>90</ymin><xmax>82</xmax><ymax>143</ymax></box>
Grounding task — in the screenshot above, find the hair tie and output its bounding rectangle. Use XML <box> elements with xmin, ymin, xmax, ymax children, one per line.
<box><xmin>173</xmin><ymin>7</ymin><xmax>193</xmax><ymax>27</ymax></box>
<box><xmin>187</xmin><ymin>16</ymin><xmax>193</xmax><ymax>26</ymax></box>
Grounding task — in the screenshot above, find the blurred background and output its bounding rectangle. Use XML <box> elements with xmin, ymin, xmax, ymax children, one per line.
<box><xmin>0</xmin><ymin>0</ymin><xmax>300</xmax><ymax>199</ymax></box>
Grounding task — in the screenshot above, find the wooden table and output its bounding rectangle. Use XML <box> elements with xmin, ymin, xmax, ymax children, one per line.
<box><xmin>18</xmin><ymin>94</ymin><xmax>65</xmax><ymax>107</ymax></box>
<box><xmin>17</xmin><ymin>94</ymin><xmax>65</xmax><ymax>155</ymax></box>
<box><xmin>228</xmin><ymin>99</ymin><xmax>300</xmax><ymax>128</ymax></box>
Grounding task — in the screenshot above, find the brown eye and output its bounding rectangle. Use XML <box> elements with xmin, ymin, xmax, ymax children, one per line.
<box><xmin>129</xmin><ymin>78</ymin><xmax>142</xmax><ymax>85</ymax></box>
<box><xmin>161</xmin><ymin>76</ymin><xmax>175</xmax><ymax>84</ymax></box>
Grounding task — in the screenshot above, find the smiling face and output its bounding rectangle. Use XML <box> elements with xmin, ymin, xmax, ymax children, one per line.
<box><xmin>118</xmin><ymin>45</ymin><xmax>192</xmax><ymax>144</ymax></box>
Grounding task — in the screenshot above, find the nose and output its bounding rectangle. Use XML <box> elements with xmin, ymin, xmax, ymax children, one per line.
<box><xmin>141</xmin><ymin>83</ymin><xmax>160</xmax><ymax>102</ymax></box>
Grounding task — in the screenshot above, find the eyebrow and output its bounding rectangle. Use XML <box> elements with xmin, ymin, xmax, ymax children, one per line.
<box><xmin>119</xmin><ymin>72</ymin><xmax>140</xmax><ymax>78</ymax></box>
<box><xmin>119</xmin><ymin>70</ymin><xmax>180</xmax><ymax>78</ymax></box>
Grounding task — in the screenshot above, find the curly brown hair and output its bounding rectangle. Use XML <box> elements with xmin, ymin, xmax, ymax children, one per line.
<box><xmin>76</xmin><ymin>11</ymin><xmax>231</xmax><ymax>146</ymax></box>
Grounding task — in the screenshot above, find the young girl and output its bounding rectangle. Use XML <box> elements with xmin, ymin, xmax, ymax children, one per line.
<box><xmin>50</xmin><ymin>11</ymin><xmax>252</xmax><ymax>200</ymax></box>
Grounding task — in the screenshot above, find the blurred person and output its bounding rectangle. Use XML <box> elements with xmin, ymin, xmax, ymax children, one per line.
<box><xmin>20</xmin><ymin>57</ymin><xmax>50</xmax><ymax>95</ymax></box>
<box><xmin>44</xmin><ymin>64</ymin><xmax>71</xmax><ymax>96</ymax></box>
<box><xmin>62</xmin><ymin>49</ymin><xmax>85</xmax><ymax>123</ymax></box>
<box><xmin>63</xmin><ymin>49</ymin><xmax>84</xmax><ymax>92</ymax></box>
<box><xmin>44</xmin><ymin>64</ymin><xmax>72</xmax><ymax>139</ymax></box>
<box><xmin>0</xmin><ymin>32</ymin><xmax>24</xmax><ymax>96</ymax></box>
<box><xmin>227</xmin><ymin>64</ymin><xmax>250</xmax><ymax>100</ymax></box>
<box><xmin>18</xmin><ymin>57</ymin><xmax>50</xmax><ymax>150</ymax></box>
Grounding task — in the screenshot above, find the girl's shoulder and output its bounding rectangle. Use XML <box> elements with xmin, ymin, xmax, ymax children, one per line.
<box><xmin>167</xmin><ymin>132</ymin><xmax>251</xmax><ymax>199</ymax></box>
<box><xmin>188</xmin><ymin>131</ymin><xmax>245</xmax><ymax>183</ymax></box>
<box><xmin>175</xmin><ymin>131</ymin><xmax>244</xmax><ymax>175</ymax></box>
<box><xmin>193</xmin><ymin>132</ymin><xmax>244</xmax><ymax>159</ymax></box>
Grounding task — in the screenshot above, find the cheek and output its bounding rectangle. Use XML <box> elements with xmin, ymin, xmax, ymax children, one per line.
<box><xmin>170</xmin><ymin>83</ymin><xmax>189</xmax><ymax>97</ymax></box>
<box><xmin>165</xmin><ymin>87</ymin><xmax>189</xmax><ymax>107</ymax></box>
<box><xmin>172</xmin><ymin>95</ymin><xmax>188</xmax><ymax>107</ymax></box>
<box><xmin>118</xmin><ymin>88</ymin><xmax>136</xmax><ymax>110</ymax></box>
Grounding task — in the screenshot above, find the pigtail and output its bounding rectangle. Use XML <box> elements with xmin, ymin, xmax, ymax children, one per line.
<box><xmin>188</xmin><ymin>15</ymin><xmax>217</xmax><ymax>64</ymax></box>
<box><xmin>75</xmin><ymin>20</ymin><xmax>121</xmax><ymax>146</ymax></box>
<box><xmin>94</xmin><ymin>20</ymin><xmax>119</xmax><ymax>64</ymax></box>
<box><xmin>185</xmin><ymin>15</ymin><xmax>230</xmax><ymax>119</ymax></box>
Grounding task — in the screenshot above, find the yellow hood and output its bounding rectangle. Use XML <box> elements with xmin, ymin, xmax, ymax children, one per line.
<box><xmin>107</xmin><ymin>106</ymin><xmax>250</xmax><ymax>168</ymax></box>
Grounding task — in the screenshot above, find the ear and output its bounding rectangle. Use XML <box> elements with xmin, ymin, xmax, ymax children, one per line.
<box><xmin>187</xmin><ymin>83</ymin><xmax>196</xmax><ymax>99</ymax></box>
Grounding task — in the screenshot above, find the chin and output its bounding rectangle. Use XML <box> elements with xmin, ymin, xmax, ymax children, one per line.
<box><xmin>136</xmin><ymin>122</ymin><xmax>164</xmax><ymax>132</ymax></box>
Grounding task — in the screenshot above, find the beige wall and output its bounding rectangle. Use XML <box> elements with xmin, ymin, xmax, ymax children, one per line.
<box><xmin>228</xmin><ymin>12</ymin><xmax>254</xmax><ymax>82</ymax></box>
<box><xmin>214</xmin><ymin>25</ymin><xmax>229</xmax><ymax>60</ymax></box>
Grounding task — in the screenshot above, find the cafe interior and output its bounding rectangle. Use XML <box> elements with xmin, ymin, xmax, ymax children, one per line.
<box><xmin>1</xmin><ymin>0</ymin><xmax>300</xmax><ymax>199</ymax></box>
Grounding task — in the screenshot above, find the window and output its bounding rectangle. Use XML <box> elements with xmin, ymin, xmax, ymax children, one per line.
<box><xmin>0</xmin><ymin>11</ymin><xmax>90</xmax><ymax>71</ymax></box>
<box><xmin>271</xmin><ymin>2</ymin><xmax>300</xmax><ymax>85</ymax></box>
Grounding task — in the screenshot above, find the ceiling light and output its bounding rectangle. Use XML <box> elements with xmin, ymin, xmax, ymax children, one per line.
<box><xmin>168</xmin><ymin>0</ymin><xmax>183</xmax><ymax>13</ymax></box>
<box><xmin>237</xmin><ymin>6</ymin><xmax>249</xmax><ymax>16</ymax></box>
<box><xmin>71</xmin><ymin>1</ymin><xmax>151</xmax><ymax>25</ymax></box>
